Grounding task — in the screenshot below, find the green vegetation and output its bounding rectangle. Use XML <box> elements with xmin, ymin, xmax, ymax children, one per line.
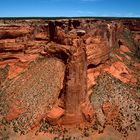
<box><xmin>0</xmin><ymin>127</ymin><xmax>10</xmax><ymax>140</ymax></box>
<box><xmin>92</xmin><ymin>124</ymin><xmax>98</xmax><ymax>130</ymax></box>
<box><xmin>83</xmin><ymin>131</ymin><xmax>90</xmax><ymax>137</ymax></box>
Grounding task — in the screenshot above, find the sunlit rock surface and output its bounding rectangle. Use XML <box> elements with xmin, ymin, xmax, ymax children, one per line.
<box><xmin>0</xmin><ymin>18</ymin><xmax>140</xmax><ymax>140</ymax></box>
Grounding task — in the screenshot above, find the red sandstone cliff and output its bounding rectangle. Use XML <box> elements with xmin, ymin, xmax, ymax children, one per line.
<box><xmin>0</xmin><ymin>18</ymin><xmax>140</xmax><ymax>139</ymax></box>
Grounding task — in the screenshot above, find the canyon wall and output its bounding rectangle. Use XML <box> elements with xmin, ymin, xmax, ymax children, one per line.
<box><xmin>0</xmin><ymin>18</ymin><xmax>140</xmax><ymax>139</ymax></box>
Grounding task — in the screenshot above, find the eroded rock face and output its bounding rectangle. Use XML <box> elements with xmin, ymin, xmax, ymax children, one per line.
<box><xmin>0</xmin><ymin>18</ymin><xmax>140</xmax><ymax>139</ymax></box>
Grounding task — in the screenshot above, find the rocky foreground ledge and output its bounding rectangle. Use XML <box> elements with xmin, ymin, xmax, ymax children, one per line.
<box><xmin>0</xmin><ymin>18</ymin><xmax>140</xmax><ymax>139</ymax></box>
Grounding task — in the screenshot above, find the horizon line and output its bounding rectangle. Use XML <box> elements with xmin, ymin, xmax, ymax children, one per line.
<box><xmin>0</xmin><ymin>16</ymin><xmax>140</xmax><ymax>20</ymax></box>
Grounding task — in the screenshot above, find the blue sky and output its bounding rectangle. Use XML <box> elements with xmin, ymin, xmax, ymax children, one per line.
<box><xmin>0</xmin><ymin>0</ymin><xmax>140</xmax><ymax>17</ymax></box>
